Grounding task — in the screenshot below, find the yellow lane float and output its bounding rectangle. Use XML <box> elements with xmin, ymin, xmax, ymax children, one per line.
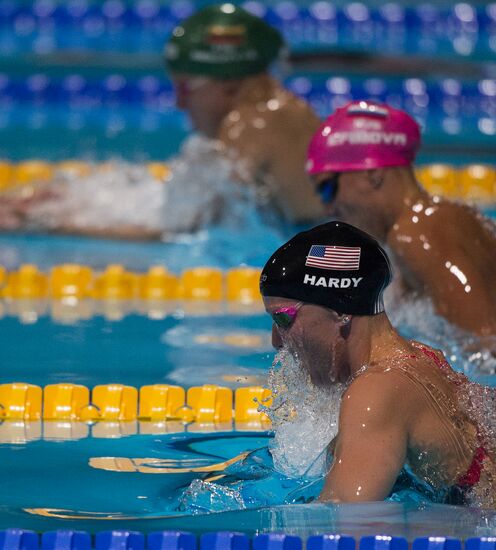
<box><xmin>0</xmin><ymin>383</ymin><xmax>272</xmax><ymax>424</ymax></box>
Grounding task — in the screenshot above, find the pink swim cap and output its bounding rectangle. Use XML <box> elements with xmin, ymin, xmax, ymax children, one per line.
<box><xmin>306</xmin><ymin>101</ymin><xmax>421</xmax><ymax>174</ymax></box>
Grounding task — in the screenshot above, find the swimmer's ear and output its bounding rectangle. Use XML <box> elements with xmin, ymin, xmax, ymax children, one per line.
<box><xmin>224</xmin><ymin>80</ymin><xmax>243</xmax><ymax>98</ymax></box>
<box><xmin>338</xmin><ymin>314</ymin><xmax>352</xmax><ymax>339</ymax></box>
<box><xmin>367</xmin><ymin>169</ymin><xmax>385</xmax><ymax>189</ymax></box>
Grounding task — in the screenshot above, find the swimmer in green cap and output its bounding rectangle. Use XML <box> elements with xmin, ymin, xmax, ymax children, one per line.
<box><xmin>261</xmin><ymin>220</ymin><xmax>496</xmax><ymax>506</ymax></box>
<box><xmin>0</xmin><ymin>4</ymin><xmax>323</xmax><ymax>235</ymax></box>
<box><xmin>164</xmin><ymin>3</ymin><xmax>324</xmax><ymax>223</ymax></box>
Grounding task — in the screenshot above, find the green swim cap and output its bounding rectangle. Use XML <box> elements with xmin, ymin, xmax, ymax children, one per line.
<box><xmin>164</xmin><ymin>3</ymin><xmax>285</xmax><ymax>79</ymax></box>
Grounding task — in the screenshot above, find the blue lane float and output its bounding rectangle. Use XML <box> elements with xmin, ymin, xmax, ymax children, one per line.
<box><xmin>412</xmin><ymin>539</ymin><xmax>462</xmax><ymax>550</ymax></box>
<box><xmin>0</xmin><ymin>503</ymin><xmax>495</xmax><ymax>539</ymax></box>
<box><xmin>0</xmin><ymin>530</ymin><xmax>38</xmax><ymax>550</ymax></box>
<box><xmin>94</xmin><ymin>532</ymin><xmax>144</xmax><ymax>550</ymax></box>
<box><xmin>360</xmin><ymin>537</ymin><xmax>408</xmax><ymax>550</ymax></box>
<box><xmin>41</xmin><ymin>531</ymin><xmax>91</xmax><ymax>550</ymax></box>
<box><xmin>306</xmin><ymin>534</ymin><xmax>355</xmax><ymax>550</ymax></box>
<box><xmin>201</xmin><ymin>533</ymin><xmax>249</xmax><ymax>550</ymax></box>
<box><xmin>148</xmin><ymin>532</ymin><xmax>196</xmax><ymax>550</ymax></box>
<box><xmin>1</xmin><ymin>74</ymin><xmax>494</xmax><ymax>111</ymax></box>
<box><xmin>0</xmin><ymin>74</ymin><xmax>494</xmax><ymax>143</ymax></box>
<box><xmin>252</xmin><ymin>534</ymin><xmax>301</xmax><ymax>550</ymax></box>
<box><xmin>1</xmin><ymin>532</ymin><xmax>496</xmax><ymax>550</ymax></box>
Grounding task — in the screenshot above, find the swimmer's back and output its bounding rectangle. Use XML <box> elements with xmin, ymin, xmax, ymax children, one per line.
<box><xmin>390</xmin><ymin>198</ymin><xmax>496</xmax><ymax>335</ymax></box>
<box><xmin>219</xmin><ymin>76</ymin><xmax>324</xmax><ymax>223</ymax></box>
<box><xmin>352</xmin><ymin>343</ymin><xmax>494</xmax><ymax>500</ymax></box>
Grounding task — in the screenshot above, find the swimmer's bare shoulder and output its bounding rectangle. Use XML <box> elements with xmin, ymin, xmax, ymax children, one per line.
<box><xmin>220</xmin><ymin>94</ymin><xmax>316</xmax><ymax>165</ymax></box>
<box><xmin>220</xmin><ymin>89</ymin><xmax>319</xmax><ymax>154</ymax></box>
<box><xmin>218</xmin><ymin>91</ymin><xmax>324</xmax><ymax>222</ymax></box>
<box><xmin>392</xmin><ymin>198</ymin><xmax>494</xmax><ymax>258</ymax></box>
<box><xmin>320</xmin><ymin>368</ymin><xmax>414</xmax><ymax>502</ymax></box>
<box><xmin>343</xmin><ymin>366</ymin><xmax>419</xmax><ymax>424</ymax></box>
<box><xmin>390</xmin><ymin>198</ymin><xmax>496</xmax><ymax>334</ymax></box>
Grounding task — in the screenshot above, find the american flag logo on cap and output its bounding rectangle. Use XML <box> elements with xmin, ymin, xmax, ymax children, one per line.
<box><xmin>306</xmin><ymin>245</ymin><xmax>361</xmax><ymax>271</ymax></box>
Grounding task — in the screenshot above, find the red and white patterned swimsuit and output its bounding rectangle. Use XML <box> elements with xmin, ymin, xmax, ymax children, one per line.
<box><xmin>414</xmin><ymin>344</ymin><xmax>488</xmax><ymax>494</ymax></box>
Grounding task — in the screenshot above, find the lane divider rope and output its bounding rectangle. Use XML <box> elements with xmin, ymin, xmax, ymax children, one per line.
<box><xmin>0</xmin><ymin>529</ymin><xmax>488</xmax><ymax>550</ymax></box>
<box><xmin>0</xmin><ymin>382</ymin><xmax>272</xmax><ymax>423</ymax></box>
<box><xmin>0</xmin><ymin>265</ymin><xmax>263</xmax><ymax>303</ymax></box>
<box><xmin>1</xmin><ymin>160</ymin><xmax>495</xmax><ymax>202</ymax></box>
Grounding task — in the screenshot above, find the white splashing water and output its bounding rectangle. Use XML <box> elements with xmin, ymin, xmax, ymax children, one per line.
<box><xmin>177</xmin><ymin>479</ymin><xmax>246</xmax><ymax>515</ymax></box>
<box><xmin>27</xmin><ymin>162</ymin><xmax>165</xmax><ymax>232</ymax></box>
<box><xmin>263</xmin><ymin>346</ymin><xmax>345</xmax><ymax>479</ymax></box>
<box><xmin>161</xmin><ymin>136</ymin><xmax>253</xmax><ymax>233</ymax></box>
<box><xmin>387</xmin><ymin>293</ymin><xmax>496</xmax><ymax>376</ymax></box>
<box><xmin>26</xmin><ymin>135</ymin><xmax>255</xmax><ymax>235</ymax></box>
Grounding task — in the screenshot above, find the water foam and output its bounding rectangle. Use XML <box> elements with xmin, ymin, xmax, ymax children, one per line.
<box><xmin>175</xmin><ymin>347</ymin><xmax>344</xmax><ymax>513</ymax></box>
<box><xmin>263</xmin><ymin>347</ymin><xmax>345</xmax><ymax>479</ymax></box>
<box><xmin>177</xmin><ymin>479</ymin><xmax>246</xmax><ymax>515</ymax></box>
<box><xmin>27</xmin><ymin>162</ymin><xmax>165</xmax><ymax>232</ymax></box>
<box><xmin>26</xmin><ymin>135</ymin><xmax>259</xmax><ymax>236</ymax></box>
<box><xmin>456</xmin><ymin>376</ymin><xmax>496</xmax><ymax>507</ymax></box>
<box><xmin>387</xmin><ymin>292</ymin><xmax>496</xmax><ymax>379</ymax></box>
<box><xmin>161</xmin><ymin>136</ymin><xmax>253</xmax><ymax>234</ymax></box>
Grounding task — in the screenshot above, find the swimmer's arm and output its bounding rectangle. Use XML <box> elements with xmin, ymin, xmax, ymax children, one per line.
<box><xmin>0</xmin><ymin>184</ymin><xmax>62</xmax><ymax>231</ymax></box>
<box><xmin>0</xmin><ymin>188</ymin><xmax>164</xmax><ymax>240</ymax></box>
<box><xmin>319</xmin><ymin>374</ymin><xmax>409</xmax><ymax>502</ymax></box>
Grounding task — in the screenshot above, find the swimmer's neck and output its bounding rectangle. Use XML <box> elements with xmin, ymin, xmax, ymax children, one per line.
<box><xmin>347</xmin><ymin>314</ymin><xmax>410</xmax><ymax>378</ymax></box>
<box><xmin>231</xmin><ymin>74</ymin><xmax>278</xmax><ymax>104</ymax></box>
<box><xmin>200</xmin><ymin>74</ymin><xmax>277</xmax><ymax>139</ymax></box>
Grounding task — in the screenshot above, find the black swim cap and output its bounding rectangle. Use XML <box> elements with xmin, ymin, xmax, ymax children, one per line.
<box><xmin>260</xmin><ymin>221</ymin><xmax>392</xmax><ymax>315</ymax></box>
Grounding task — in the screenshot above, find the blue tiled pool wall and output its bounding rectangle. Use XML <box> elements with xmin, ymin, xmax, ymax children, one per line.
<box><xmin>0</xmin><ymin>0</ymin><xmax>495</xmax><ymax>161</ymax></box>
<box><xmin>0</xmin><ymin>0</ymin><xmax>495</xmax><ymax>60</ymax></box>
<box><xmin>1</xmin><ymin>71</ymin><xmax>494</xmax><ymax>162</ymax></box>
<box><xmin>1</xmin><ymin>530</ymin><xmax>495</xmax><ymax>550</ymax></box>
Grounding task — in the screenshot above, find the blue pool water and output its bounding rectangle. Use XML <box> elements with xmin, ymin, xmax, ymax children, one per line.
<box><xmin>1</xmin><ymin>0</ymin><xmax>495</xmax><ymax>533</ymax></box>
<box><xmin>0</xmin><ymin>311</ymin><xmax>271</xmax><ymax>388</ymax></box>
<box><xmin>0</xmin><ymin>211</ymin><xmax>495</xmax><ymax>535</ymax></box>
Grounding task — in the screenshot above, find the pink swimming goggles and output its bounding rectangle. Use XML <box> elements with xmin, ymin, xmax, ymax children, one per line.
<box><xmin>270</xmin><ymin>302</ymin><xmax>304</xmax><ymax>329</ymax></box>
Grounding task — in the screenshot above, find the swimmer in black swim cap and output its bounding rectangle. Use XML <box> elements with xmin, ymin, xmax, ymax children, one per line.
<box><xmin>261</xmin><ymin>221</ymin><xmax>496</xmax><ymax>506</ymax></box>
<box><xmin>261</xmin><ymin>220</ymin><xmax>392</xmax><ymax>316</ymax></box>
<box><xmin>261</xmin><ymin>221</ymin><xmax>393</xmax><ymax>386</ymax></box>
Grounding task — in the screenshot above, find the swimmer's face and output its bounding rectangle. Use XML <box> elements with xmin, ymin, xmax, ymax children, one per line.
<box><xmin>171</xmin><ymin>73</ymin><xmax>241</xmax><ymax>138</ymax></box>
<box><xmin>264</xmin><ymin>296</ymin><xmax>351</xmax><ymax>386</ymax></box>
<box><xmin>312</xmin><ymin>170</ymin><xmax>388</xmax><ymax>240</ymax></box>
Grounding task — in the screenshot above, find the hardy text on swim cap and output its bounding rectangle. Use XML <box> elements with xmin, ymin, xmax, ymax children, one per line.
<box><xmin>303</xmin><ymin>274</ymin><xmax>363</xmax><ymax>288</ymax></box>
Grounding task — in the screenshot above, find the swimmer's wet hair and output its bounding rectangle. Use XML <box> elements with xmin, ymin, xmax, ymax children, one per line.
<box><xmin>260</xmin><ymin>221</ymin><xmax>392</xmax><ymax>315</ymax></box>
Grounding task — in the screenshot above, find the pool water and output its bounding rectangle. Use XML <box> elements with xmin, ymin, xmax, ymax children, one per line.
<box><xmin>0</xmin><ymin>207</ymin><xmax>495</xmax><ymax>534</ymax></box>
<box><xmin>0</xmin><ymin>312</ymin><xmax>271</xmax><ymax>388</ymax></box>
<box><xmin>1</xmin><ymin>1</ymin><xmax>495</xmax><ymax>531</ymax></box>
